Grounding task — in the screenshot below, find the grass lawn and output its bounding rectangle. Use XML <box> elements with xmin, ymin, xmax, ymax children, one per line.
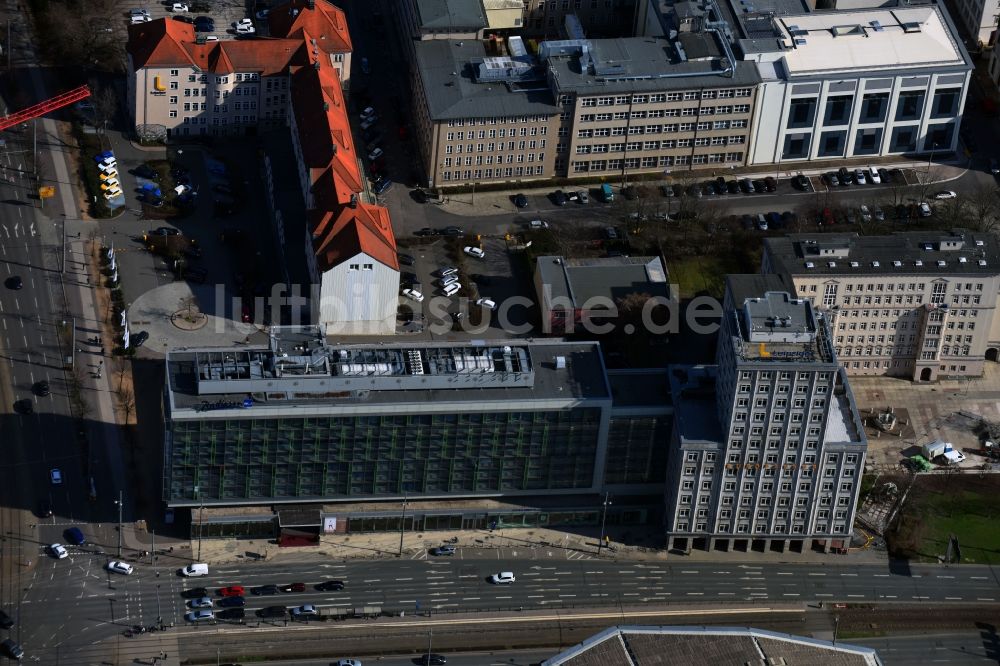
<box><xmin>668</xmin><ymin>255</ymin><xmax>735</xmax><ymax>300</ymax></box>
<box><xmin>890</xmin><ymin>475</ymin><xmax>1000</xmax><ymax>563</ymax></box>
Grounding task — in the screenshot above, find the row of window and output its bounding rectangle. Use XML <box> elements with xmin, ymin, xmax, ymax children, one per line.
<box><xmin>837</xmin><ymin>317</ymin><xmax>977</xmax><ymax>331</ymax></box>
<box><xmin>573</xmin><ymin>89</ymin><xmax>753</xmax><ymax>106</ymax></box>
<box><xmin>570</xmin><ymin>153</ymin><xmax>743</xmax><ymax>172</ymax></box>
<box><xmin>838</xmin><ymin>334</ymin><xmax>973</xmax><ymax>344</ymax></box>
<box><xmin>577</xmin><ymin>120</ymin><xmax>748</xmax><ymax>138</ymax></box>
<box><xmin>166</xmin><ymin>69</ymin><xmax>260</xmax><ymax>83</ymax></box>
<box><xmin>443</xmin><ymin>153</ymin><xmax>544</xmax><ymax>167</ymax></box>
<box><xmin>579</xmin><ymin>105</ymin><xmax>750</xmax><ymax>122</ymax></box>
<box><xmin>441</xmin><ymin>166</ymin><xmax>545</xmax><ymax>181</ymax></box>
<box><xmin>838</xmin><ymin>345</ymin><xmax>972</xmax><ymax>357</ymax></box>
<box><xmin>445</xmin><ymin>116</ymin><xmax>548</xmax><ymax>127</ymax></box>
<box><xmin>445</xmin><ymin>141</ymin><xmax>546</xmax><ymax>154</ymax></box>
<box><xmin>675</xmin><ymin>522</ymin><xmax>848</xmax><ymax>535</ymax></box>
<box><xmin>445</xmin><ymin>127</ymin><xmax>547</xmax><ymax>140</ymax></box>
<box><xmin>574</xmin><ymin>136</ymin><xmax>745</xmax><ymax>153</ymax></box>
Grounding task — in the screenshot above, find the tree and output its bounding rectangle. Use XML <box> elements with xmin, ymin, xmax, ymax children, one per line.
<box><xmin>958</xmin><ymin>185</ymin><xmax>1000</xmax><ymax>233</ymax></box>
<box><xmin>115</xmin><ymin>384</ymin><xmax>136</xmax><ymax>425</ymax></box>
<box><xmin>88</xmin><ymin>82</ymin><xmax>118</xmax><ymax>133</ymax></box>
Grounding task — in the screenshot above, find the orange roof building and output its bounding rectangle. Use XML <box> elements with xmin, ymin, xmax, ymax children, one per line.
<box><xmin>126</xmin><ymin>0</ymin><xmax>398</xmax><ymax>335</ymax></box>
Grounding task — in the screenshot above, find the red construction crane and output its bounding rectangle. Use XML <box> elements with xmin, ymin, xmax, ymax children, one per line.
<box><xmin>0</xmin><ymin>85</ymin><xmax>91</xmax><ymax>132</ymax></box>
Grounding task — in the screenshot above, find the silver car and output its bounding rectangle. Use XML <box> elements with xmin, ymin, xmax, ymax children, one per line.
<box><xmin>185</xmin><ymin>609</ymin><xmax>215</xmax><ymax>623</ymax></box>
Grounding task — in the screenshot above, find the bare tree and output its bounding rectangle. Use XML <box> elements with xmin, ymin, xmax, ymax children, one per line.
<box><xmin>88</xmin><ymin>82</ymin><xmax>118</xmax><ymax>133</ymax></box>
<box><xmin>959</xmin><ymin>185</ymin><xmax>1000</xmax><ymax>232</ymax></box>
<box><xmin>115</xmin><ymin>384</ymin><xmax>136</xmax><ymax>425</ymax></box>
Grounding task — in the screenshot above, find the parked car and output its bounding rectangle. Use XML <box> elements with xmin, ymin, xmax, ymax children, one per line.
<box><xmin>918</xmin><ymin>202</ymin><xmax>932</xmax><ymax>217</ymax></box>
<box><xmin>256</xmin><ymin>606</ymin><xmax>287</xmax><ymax>619</ymax></box>
<box><xmin>374</xmin><ymin>178</ymin><xmax>393</xmax><ymax>195</ymax></box>
<box><xmin>431</xmin><ymin>545</ymin><xmax>456</xmax><ymax>556</ymax></box>
<box><xmin>513</xmin><ymin>193</ymin><xmax>527</xmax><ymax>208</ymax></box>
<box><xmin>402</xmin><ymin>288</ymin><xmax>424</xmax><ymax>303</ymax></box>
<box><xmin>170</xmin><ymin>2</ymin><xmax>189</xmax><ymax>12</ymax></box>
<box><xmin>622</xmin><ymin>185</ymin><xmax>638</xmax><ymax>200</ymax></box>
<box><xmin>0</xmin><ymin>611</ymin><xmax>12</xmax><ymax>630</ymax></box>
<box><xmin>763</xmin><ymin>176</ymin><xmax>777</xmax><ymax>192</ymax></box>
<box><xmin>476</xmin><ymin>298</ymin><xmax>497</xmax><ymax>310</ymax></box>
<box><xmin>48</xmin><ymin>543</ymin><xmax>68</xmax><ymax>559</ymax></box>
<box><xmin>463</xmin><ymin>246</ymin><xmax>485</xmax><ymax>259</ymax></box>
<box><xmin>218</xmin><ymin>586</ymin><xmax>245</xmax><ymax>597</ymax></box>
<box><xmin>397</xmin><ymin>253</ymin><xmax>415</xmax><ymax>266</ymax></box>
<box><xmin>793</xmin><ymin>174</ymin><xmax>809</xmax><ymax>190</ymax></box>
<box><xmin>50</xmin><ymin>468</ymin><xmax>62</xmax><ymax>485</ymax></box>
<box><xmin>854</xmin><ymin>168</ymin><xmax>867</xmax><ymax>185</ymax></box>
<box><xmin>1</xmin><ymin>639</ymin><xmax>23</xmax><ymax>660</ymax></box>
<box><xmin>868</xmin><ymin>167</ymin><xmax>881</xmax><ymax>184</ymax></box>
<box><xmin>416</xmin><ymin>655</ymin><xmax>447</xmax><ymax>666</ymax></box>
<box><xmin>552</xmin><ymin>190</ymin><xmax>568</xmax><ymax>206</ymax></box>
<box><xmin>577</xmin><ymin>190</ymin><xmax>589</xmax><ymax>203</ymax></box>
<box><xmin>216</xmin><ymin>608</ymin><xmax>245</xmax><ymax>621</ymax></box>
<box><xmin>751</xmin><ymin>179</ymin><xmax>766</xmax><ymax>193</ymax></box>
<box><xmin>933</xmin><ymin>190</ymin><xmax>957</xmax><ymax>200</ymax></box>
<box><xmin>291</xmin><ymin>604</ymin><xmax>319</xmax><ymax>620</ymax></box>
<box><xmin>367</xmin><ymin>147</ymin><xmax>384</xmax><ymax>162</ymax></box>
<box><xmin>188</xmin><ymin>597</ymin><xmax>213</xmax><ymax>609</ymax></box>
<box><xmin>440</xmin><ymin>226</ymin><xmax>464</xmax><ymax>236</ymax></box>
<box><xmin>528</xmin><ymin>219</ymin><xmax>549</xmax><ymax>229</ymax></box>
<box><xmin>250</xmin><ymin>585</ymin><xmax>279</xmax><ymax>596</ymax></box>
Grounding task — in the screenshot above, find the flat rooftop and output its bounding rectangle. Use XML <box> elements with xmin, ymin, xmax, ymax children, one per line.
<box><xmin>668</xmin><ymin>365</ymin><xmax>724</xmax><ymax>445</ymax></box>
<box><xmin>607</xmin><ymin>369</ymin><xmax>673</xmax><ymax>411</ymax></box>
<box><xmin>414</xmin><ymin>39</ymin><xmax>558</xmax><ymax>121</ymax></box>
<box><xmin>765</xmin><ymin>230</ymin><xmax>1000</xmax><ymax>277</ymax></box>
<box><xmin>773</xmin><ymin>6</ymin><xmax>968</xmax><ymax>75</ymax></box>
<box><xmin>731</xmin><ymin>291</ymin><xmax>834</xmax><ymax>364</ymax></box>
<box><xmin>166</xmin><ymin>333</ymin><xmax>611</xmax><ymax>415</ymax></box>
<box><xmin>536</xmin><ymin>256</ymin><xmax>669</xmax><ymax>310</ymax></box>
<box><xmin>546</xmin><ymin>36</ymin><xmax>760</xmax><ymax>95</ymax></box>
<box><xmin>415</xmin><ymin>0</ymin><xmax>487</xmax><ymax>31</ymax></box>
<box><xmin>543</xmin><ymin>626</ymin><xmax>881</xmax><ymax>665</ymax></box>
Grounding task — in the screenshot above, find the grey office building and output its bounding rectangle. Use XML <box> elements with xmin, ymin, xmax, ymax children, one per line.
<box><xmin>164</xmin><ymin>328</ymin><xmax>672</xmax><ymax>534</ymax></box>
<box><xmin>665</xmin><ymin>277</ymin><xmax>867</xmax><ymax>554</ymax></box>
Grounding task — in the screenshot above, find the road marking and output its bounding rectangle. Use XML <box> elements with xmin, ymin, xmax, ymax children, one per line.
<box><xmin>712</xmin><ymin>571</ymin><xmax>731</xmax><ymax>575</ymax></box>
<box><xmin>840</xmin><ymin>573</ymin><xmax>858</xmax><ymax>577</ymax></box>
<box><xmin>884</xmin><ymin>595</ymin><xmax>897</xmax><ymax>599</ymax></box>
<box><xmin>816</xmin><ymin>594</ymin><xmax>833</xmax><ymax>597</ymax></box>
<box><xmin>718</xmin><ymin>592</ymin><xmax>735</xmax><ymax>596</ymax></box>
<box><xmin>945</xmin><ymin>597</ymin><xmax>962</xmax><ymax>600</ymax></box>
<box><xmin>527</xmin><ymin>595</ymin><xmax>543</xmax><ymax>599</ymax></box>
<box><xmin>395</xmin><ymin>578</ymin><xmax>412</xmax><ymax>581</ymax></box>
<box><xmin>496</xmin><ymin>596</ymin><xmax>511</xmax><ymax>600</ymax></box>
<box><xmin>971</xmin><ymin>577</ymin><xmax>988</xmax><ymax>580</ymax></box>
<box><xmin>936</xmin><ymin>576</ymin><xmax>955</xmax><ymax>579</ymax></box>
<box><xmin>686</xmin><ymin>592</ymin><xmax>704</xmax><ymax>596</ymax></box>
<box><xmin>782</xmin><ymin>593</ymin><xmax>800</xmax><ymax>597</ymax></box>
<box><xmin>558</xmin><ymin>594</ymin><xmax>577</xmax><ymax>598</ymax></box>
<box><xmin>847</xmin><ymin>594</ymin><xmax>865</xmax><ymax>598</ymax></box>
<box><xmin>912</xmin><ymin>596</ymin><xmax>930</xmax><ymax>600</ymax></box>
<box><xmin>462</xmin><ymin>597</ymin><xmax>479</xmax><ymax>601</ymax></box>
<box><xmin>808</xmin><ymin>573</ymin><xmax>826</xmax><ymax>576</ymax></box>
<box><xmin>977</xmin><ymin>598</ymin><xmax>995</xmax><ymax>601</ymax></box>
<box><xmin>617</xmin><ymin>570</ymin><xmax>636</xmax><ymax>574</ymax></box>
<box><xmin>681</xmin><ymin>570</ymin><xmax>699</xmax><ymax>574</ymax></box>
<box><xmin>776</xmin><ymin>572</ymin><xmax>793</xmax><ymax>576</ymax></box>
<box><xmin>363</xmin><ymin>579</ymin><xmax>381</xmax><ymax>583</ymax></box>
<box><xmin>873</xmin><ymin>574</ymin><xmax>889</xmax><ymax>577</ymax></box>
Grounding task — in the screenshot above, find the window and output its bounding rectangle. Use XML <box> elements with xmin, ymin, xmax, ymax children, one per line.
<box><xmin>895</xmin><ymin>90</ymin><xmax>925</xmax><ymax>121</ymax></box>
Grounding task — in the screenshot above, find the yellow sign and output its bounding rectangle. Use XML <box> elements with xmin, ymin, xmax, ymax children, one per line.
<box><xmin>38</xmin><ymin>186</ymin><xmax>55</xmax><ymax>199</ymax></box>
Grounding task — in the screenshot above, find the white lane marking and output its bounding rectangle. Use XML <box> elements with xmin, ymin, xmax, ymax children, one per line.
<box><xmin>945</xmin><ymin>597</ymin><xmax>963</xmax><ymax>600</ymax></box>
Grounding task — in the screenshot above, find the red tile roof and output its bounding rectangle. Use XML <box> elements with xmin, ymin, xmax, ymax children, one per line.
<box><xmin>127</xmin><ymin>20</ymin><xmax>195</xmax><ymax>70</ymax></box>
<box><xmin>268</xmin><ymin>0</ymin><xmax>352</xmax><ymax>53</ymax></box>
<box><xmin>310</xmin><ymin>202</ymin><xmax>398</xmax><ymax>272</ymax></box>
<box><xmin>128</xmin><ymin>8</ymin><xmax>396</xmax><ymax>278</ymax></box>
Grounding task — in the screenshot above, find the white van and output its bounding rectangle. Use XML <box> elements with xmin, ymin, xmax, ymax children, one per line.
<box><xmin>180</xmin><ymin>563</ymin><xmax>209</xmax><ymax>577</ymax></box>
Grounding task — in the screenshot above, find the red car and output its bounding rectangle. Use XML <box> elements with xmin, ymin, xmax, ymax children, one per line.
<box><xmin>279</xmin><ymin>583</ymin><xmax>306</xmax><ymax>593</ymax></box>
<box><xmin>218</xmin><ymin>586</ymin><xmax>245</xmax><ymax>597</ymax></box>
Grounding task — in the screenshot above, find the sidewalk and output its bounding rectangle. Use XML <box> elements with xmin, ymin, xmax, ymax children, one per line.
<box><xmin>434</xmin><ymin>155</ymin><xmax>971</xmax><ymax>218</ymax></box>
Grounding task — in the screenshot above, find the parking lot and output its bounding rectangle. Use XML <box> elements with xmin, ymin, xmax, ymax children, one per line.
<box><xmin>123</xmin><ymin>0</ymin><xmax>261</xmax><ymax>40</ymax></box>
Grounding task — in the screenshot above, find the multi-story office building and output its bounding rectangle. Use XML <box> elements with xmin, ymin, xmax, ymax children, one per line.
<box><xmin>948</xmin><ymin>0</ymin><xmax>998</xmax><ymax>47</ymax></box>
<box><xmin>665</xmin><ymin>277</ymin><xmax>867</xmax><ymax>553</ymax></box>
<box><xmin>729</xmin><ymin>2</ymin><xmax>972</xmax><ymax>164</ymax></box>
<box><xmin>163</xmin><ymin>327</ymin><xmax>673</xmax><ymax>511</ymax></box>
<box><xmin>762</xmin><ymin>231</ymin><xmax>1000</xmax><ymax>382</ymax></box>
<box><xmin>411</xmin><ymin>21</ymin><xmax>759</xmax><ymax>187</ymax></box>
<box><xmin>125</xmin><ymin>0</ymin><xmax>352</xmax><ymax>139</ymax></box>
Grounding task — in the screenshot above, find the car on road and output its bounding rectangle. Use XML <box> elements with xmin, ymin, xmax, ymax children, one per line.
<box><xmin>14</xmin><ymin>399</ymin><xmax>33</xmax><ymax>415</ymax></box>
<box><xmin>463</xmin><ymin>246</ymin><xmax>485</xmax><ymax>259</ymax></box>
<box><xmin>251</xmin><ymin>585</ymin><xmax>279</xmax><ymax>596</ymax></box>
<box><xmin>0</xmin><ymin>610</ymin><xmax>12</xmax><ymax>630</ymax></box>
<box><xmin>33</xmin><ymin>380</ymin><xmax>50</xmax><ymax>396</ymax></box>
<box><xmin>48</xmin><ymin>543</ymin><xmax>68</xmax><ymax>559</ymax></box>
<box><xmin>218</xmin><ymin>586</ymin><xmax>245</xmax><ymax>597</ymax></box>
<box><xmin>6</xmin><ymin>275</ymin><xmax>22</xmax><ymax>290</ymax></box>
<box><xmin>476</xmin><ymin>298</ymin><xmax>497</xmax><ymax>310</ymax></box>
<box><xmin>171</xmin><ymin>2</ymin><xmax>189</xmax><ymax>11</ymax></box>
<box><xmin>188</xmin><ymin>597</ymin><xmax>213</xmax><ymax>609</ymax></box>
<box><xmin>513</xmin><ymin>193</ymin><xmax>527</xmax><ymax>208</ymax></box>
<box><xmin>402</xmin><ymin>288</ymin><xmax>424</xmax><ymax>303</ymax></box>
<box><xmin>1</xmin><ymin>639</ymin><xmax>23</xmax><ymax>660</ymax></box>
<box><xmin>185</xmin><ymin>609</ymin><xmax>215</xmax><ymax>623</ymax></box>
<box><xmin>181</xmin><ymin>563</ymin><xmax>209</xmax><ymax>577</ymax></box>
<box><xmin>416</xmin><ymin>654</ymin><xmax>447</xmax><ymax>665</ymax></box>
<box><xmin>216</xmin><ymin>607</ymin><xmax>245</xmax><ymax>621</ymax></box>
<box><xmin>440</xmin><ymin>226</ymin><xmax>464</xmax><ymax>237</ymax></box>
<box><xmin>290</xmin><ymin>604</ymin><xmax>318</xmax><ymax>620</ymax></box>
<box><xmin>107</xmin><ymin>560</ymin><xmax>134</xmax><ymax>575</ymax></box>
<box><xmin>414</xmin><ymin>227</ymin><xmax>436</xmax><ymax>237</ymax></box>
<box><xmin>315</xmin><ymin>580</ymin><xmax>345</xmax><ymax>591</ymax></box>
<box><xmin>430</xmin><ymin>545</ymin><xmax>456</xmax><ymax>556</ymax></box>
<box><xmin>219</xmin><ymin>596</ymin><xmax>245</xmax><ymax>608</ymax></box>
<box><xmin>933</xmin><ymin>190</ymin><xmax>957</xmax><ymax>200</ymax></box>
<box><xmin>528</xmin><ymin>219</ymin><xmax>549</xmax><ymax>229</ymax></box>
<box><xmin>182</xmin><ymin>587</ymin><xmax>209</xmax><ymax>599</ymax></box>
<box><xmin>278</xmin><ymin>583</ymin><xmax>306</xmax><ymax>593</ymax></box>
<box><xmin>256</xmin><ymin>606</ymin><xmax>287</xmax><ymax>618</ymax></box>
<box><xmin>918</xmin><ymin>202</ymin><xmax>933</xmax><ymax>217</ymax></box>
<box><xmin>489</xmin><ymin>571</ymin><xmax>515</xmax><ymax>585</ymax></box>
<box><xmin>576</xmin><ymin>190</ymin><xmax>589</xmax><ymax>203</ymax></box>
<box><xmin>64</xmin><ymin>527</ymin><xmax>85</xmax><ymax>545</ymax></box>
<box><xmin>50</xmin><ymin>469</ymin><xmax>62</xmax><ymax>485</ymax></box>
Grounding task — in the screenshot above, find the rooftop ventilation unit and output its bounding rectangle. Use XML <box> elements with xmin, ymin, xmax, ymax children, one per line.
<box><xmin>872</xmin><ymin>261</ymin><xmax>880</xmax><ymax>267</ymax></box>
<box><xmin>976</xmin><ymin>239</ymin><xmax>985</xmax><ymax>246</ymax></box>
<box><xmin>937</xmin><ymin>260</ymin><xmax>946</xmax><ymax>267</ymax></box>
<box><xmin>915</xmin><ymin>260</ymin><xmax>923</xmax><ymax>266</ymax></box>
<box><xmin>870</xmin><ymin>19</ymin><xmax>883</xmax><ymax>31</ymax></box>
<box><xmin>959</xmin><ymin>257</ymin><xmax>968</xmax><ymax>263</ymax></box>
<box><xmin>794</xmin><ymin>37</ymin><xmax>807</xmax><ymax>46</ymax></box>
<box><xmin>805</xmin><ymin>261</ymin><xmax>814</xmax><ymax>268</ymax></box>
<box><xmin>979</xmin><ymin>259</ymin><xmax>988</xmax><ymax>266</ymax></box>
<box><xmin>902</xmin><ymin>21</ymin><xmax>922</xmax><ymax>33</ymax></box>
<box><xmin>893</xmin><ymin>260</ymin><xmax>902</xmax><ymax>267</ymax></box>
<box><xmin>828</xmin><ymin>261</ymin><xmax>837</xmax><ymax>267</ymax></box>
<box><xmin>555</xmin><ymin>355</ymin><xmax>567</xmax><ymax>369</ymax></box>
<box><xmin>850</xmin><ymin>261</ymin><xmax>859</xmax><ymax>268</ymax></box>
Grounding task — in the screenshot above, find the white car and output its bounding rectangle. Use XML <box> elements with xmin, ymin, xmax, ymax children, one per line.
<box><xmin>368</xmin><ymin>147</ymin><xmax>384</xmax><ymax>162</ymax></box>
<box><xmin>129</xmin><ymin>8</ymin><xmax>149</xmax><ymax>17</ymax></box>
<box><xmin>98</xmin><ymin>161</ymin><xmax>118</xmax><ymax>174</ymax></box>
<box><xmin>107</xmin><ymin>560</ymin><xmax>134</xmax><ymax>575</ymax></box>
<box><xmin>170</xmin><ymin>2</ymin><xmax>189</xmax><ymax>12</ymax></box>
<box><xmin>50</xmin><ymin>468</ymin><xmax>62</xmax><ymax>485</ymax></box>
<box><xmin>234</xmin><ymin>18</ymin><xmax>253</xmax><ymax>28</ymax></box>
<box><xmin>438</xmin><ymin>275</ymin><xmax>459</xmax><ymax>287</ymax></box>
<box><xmin>868</xmin><ymin>168</ymin><xmax>881</xmax><ymax>184</ymax></box>
<box><xmin>490</xmin><ymin>571</ymin><xmax>516</xmax><ymax>585</ymax></box>
<box><xmin>528</xmin><ymin>219</ymin><xmax>548</xmax><ymax>229</ymax></box>
<box><xmin>402</xmin><ymin>288</ymin><xmax>424</xmax><ymax>303</ymax></box>
<box><xmin>859</xmin><ymin>205</ymin><xmax>871</xmax><ymax>222</ymax></box>
<box><xmin>442</xmin><ymin>282</ymin><xmax>461</xmax><ymax>297</ymax></box>
<box><xmin>476</xmin><ymin>298</ymin><xmax>497</xmax><ymax>310</ymax></box>
<box><xmin>130</xmin><ymin>14</ymin><xmax>151</xmax><ymax>24</ymax></box>
<box><xmin>463</xmin><ymin>246</ymin><xmax>485</xmax><ymax>259</ymax></box>
<box><xmin>236</xmin><ymin>24</ymin><xmax>256</xmax><ymax>35</ymax></box>
<box><xmin>336</xmin><ymin>660</ymin><xmax>362</xmax><ymax>666</ymax></box>
<box><xmin>48</xmin><ymin>544</ymin><xmax>68</xmax><ymax>559</ymax></box>
<box><xmin>439</xmin><ymin>266</ymin><xmax>458</xmax><ymax>277</ymax></box>
<box><xmin>933</xmin><ymin>190</ymin><xmax>957</xmax><ymax>200</ymax></box>
<box><xmin>918</xmin><ymin>202</ymin><xmax>933</xmax><ymax>217</ymax></box>
<box><xmin>100</xmin><ymin>179</ymin><xmax>120</xmax><ymax>191</ymax></box>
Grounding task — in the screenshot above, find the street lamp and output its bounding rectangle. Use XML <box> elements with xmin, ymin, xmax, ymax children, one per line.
<box><xmin>398</xmin><ymin>489</ymin><xmax>408</xmax><ymax>558</ymax></box>
<box><xmin>114</xmin><ymin>490</ymin><xmax>123</xmax><ymax>558</ymax></box>
<box><xmin>598</xmin><ymin>492</ymin><xmax>612</xmax><ymax>554</ymax></box>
